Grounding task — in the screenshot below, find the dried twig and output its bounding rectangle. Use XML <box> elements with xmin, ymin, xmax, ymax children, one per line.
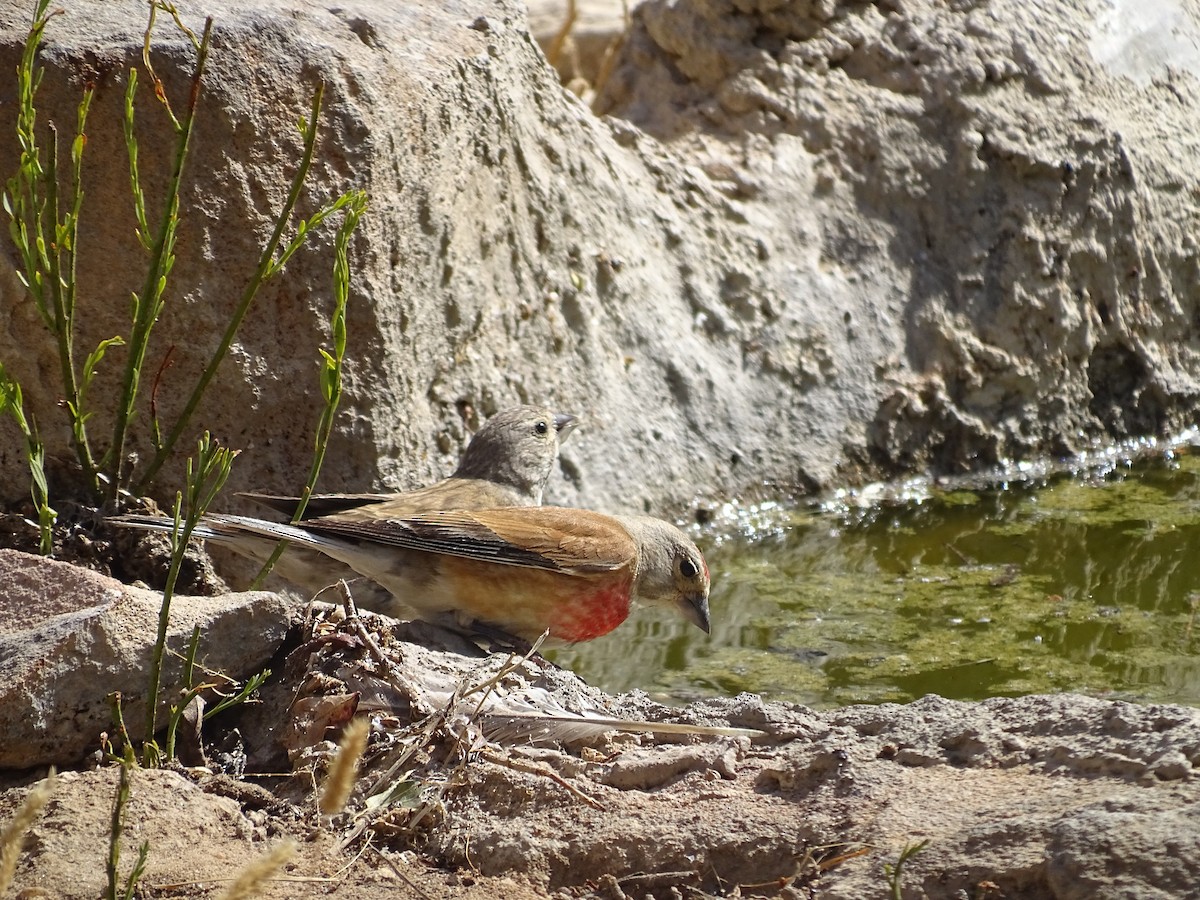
<box><xmin>367</xmin><ymin>845</ymin><xmax>435</xmax><ymax>900</ymax></box>
<box><xmin>477</xmin><ymin>748</ymin><xmax>604</xmax><ymax>810</ymax></box>
<box><xmin>335</xmin><ymin>580</ymin><xmax>394</xmax><ymax>678</ymax></box>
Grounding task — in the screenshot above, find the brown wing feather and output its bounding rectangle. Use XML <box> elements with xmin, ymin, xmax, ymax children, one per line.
<box><xmin>331</xmin><ymin>479</ymin><xmax>529</xmax><ymax>522</ymax></box>
<box><xmin>303</xmin><ymin>507</ymin><xmax>635</xmax><ymax>574</ymax></box>
<box><xmin>239</xmin><ymin>491</ymin><xmax>397</xmax><ymax>518</ymax></box>
<box><xmin>238</xmin><ymin>477</ymin><xmax>530</xmax><ymax>522</ymax></box>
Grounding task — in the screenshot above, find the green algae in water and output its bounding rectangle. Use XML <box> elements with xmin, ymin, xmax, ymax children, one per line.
<box><xmin>549</xmin><ymin>452</ymin><xmax>1200</xmax><ymax>709</ymax></box>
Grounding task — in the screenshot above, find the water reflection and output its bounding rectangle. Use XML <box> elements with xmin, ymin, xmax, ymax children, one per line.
<box><xmin>550</xmin><ymin>452</ymin><xmax>1200</xmax><ymax>709</ymax></box>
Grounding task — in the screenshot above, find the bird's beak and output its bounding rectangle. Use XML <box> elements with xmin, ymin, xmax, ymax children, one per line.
<box><xmin>554</xmin><ymin>412</ymin><xmax>580</xmax><ymax>441</ymax></box>
<box><xmin>677</xmin><ymin>591</ymin><xmax>711</xmax><ymax>634</ymax></box>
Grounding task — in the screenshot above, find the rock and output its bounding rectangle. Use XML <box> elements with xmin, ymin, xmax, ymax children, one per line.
<box><xmin>1045</xmin><ymin>804</ymin><xmax>1200</xmax><ymax>899</ymax></box>
<box><xmin>0</xmin><ymin>768</ymin><xmax>257</xmax><ymax>899</ymax></box>
<box><xmin>593</xmin><ymin>0</ymin><xmax>1200</xmax><ymax>476</ymax></box>
<box><xmin>230</xmin><ymin>604</ymin><xmax>1200</xmax><ymax>898</ymax></box>
<box><xmin>2</xmin><ymin>593</ymin><xmax>1199</xmax><ymax>898</ymax></box>
<box><xmin>429</xmin><ymin>692</ymin><xmax>1200</xmax><ymax>897</ymax></box>
<box><xmin>5</xmin><ymin>0</ymin><xmax>1200</xmax><ymax>523</ymax></box>
<box><xmin>0</xmin><ymin>549</ymin><xmax>291</xmax><ymax>769</ymax></box>
<box><xmin>4</xmin><ymin>0</ymin><xmax>1200</xmax><ymax>892</ymax></box>
<box><xmin>1</xmin><ymin>0</ymin><xmax>788</xmax><ymax>517</ymax></box>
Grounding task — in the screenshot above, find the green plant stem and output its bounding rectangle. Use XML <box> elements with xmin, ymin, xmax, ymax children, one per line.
<box><xmin>65</xmin><ymin>91</ymin><xmax>100</xmax><ymax>486</ymax></box>
<box><xmin>105</xmin><ymin>747</ymin><xmax>140</xmax><ymax>900</ymax></box>
<box><xmin>250</xmin><ymin>188</ymin><xmax>366</xmax><ymax>586</ymax></box>
<box><xmin>885</xmin><ymin>839</ymin><xmax>930</xmax><ymax>900</ymax></box>
<box><xmin>309</xmin><ymin>192</ymin><xmax>366</xmax><ymax>497</ymax></box>
<box><xmin>142</xmin><ymin>493</ymin><xmax>183</xmax><ymax>763</ymax></box>
<box><xmin>134</xmin><ymin>84</ymin><xmax>328</xmax><ymax>496</ymax></box>
<box><xmin>0</xmin><ymin>370</ymin><xmax>55</xmax><ymax>554</ymax></box>
<box><xmin>3</xmin><ymin>0</ymin><xmax>99</xmax><ymax>496</ymax></box>
<box><xmin>45</xmin><ymin>109</ymin><xmax>101</xmax><ymax>493</ymax></box>
<box><xmin>164</xmin><ymin>624</ymin><xmax>201</xmax><ymax>760</ymax></box>
<box><xmin>205</xmin><ymin>669</ymin><xmax>270</xmax><ymax>719</ymax></box>
<box><xmin>28</xmin><ymin>426</ymin><xmax>53</xmax><ymax>555</ymax></box>
<box><xmin>123</xmin><ymin>70</ymin><xmax>152</xmax><ymax>250</ymax></box>
<box><xmin>5</xmin><ymin>0</ymin><xmax>54</xmax><ymax>314</ymax></box>
<box><xmin>42</xmin><ymin>124</ymin><xmax>74</xmax><ymax>418</ymax></box>
<box><xmin>143</xmin><ymin>433</ymin><xmax>234</xmax><ymax>762</ymax></box>
<box><xmin>121</xmin><ymin>841</ymin><xmax>149</xmax><ymax>900</ymax></box>
<box><xmin>104</xmin><ymin>759</ymin><xmax>126</xmax><ymax>900</ymax></box>
<box><xmin>109</xmin><ymin>17</ymin><xmax>213</xmax><ymax>503</ymax></box>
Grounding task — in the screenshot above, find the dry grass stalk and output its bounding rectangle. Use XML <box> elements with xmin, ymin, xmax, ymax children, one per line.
<box><xmin>0</xmin><ymin>769</ymin><xmax>56</xmax><ymax>894</ymax></box>
<box><xmin>320</xmin><ymin>717</ymin><xmax>370</xmax><ymax>816</ymax></box>
<box><xmin>546</xmin><ymin>0</ymin><xmax>577</xmax><ymax>68</ymax></box>
<box><xmin>215</xmin><ymin>839</ymin><xmax>297</xmax><ymax>900</ymax></box>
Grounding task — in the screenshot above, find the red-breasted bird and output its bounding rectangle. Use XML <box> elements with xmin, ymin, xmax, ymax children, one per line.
<box><xmin>207</xmin><ymin>405</ymin><xmax>578</xmax><ymax>601</ymax></box>
<box><xmin>116</xmin><ymin>507</ymin><xmax>711</xmax><ymax>644</ymax></box>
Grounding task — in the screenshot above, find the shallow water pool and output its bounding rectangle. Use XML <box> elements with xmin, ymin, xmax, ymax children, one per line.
<box><xmin>549</xmin><ymin>445</ymin><xmax>1200</xmax><ymax>709</ymax></box>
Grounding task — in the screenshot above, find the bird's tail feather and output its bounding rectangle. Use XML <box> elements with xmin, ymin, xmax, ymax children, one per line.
<box><xmin>479</xmin><ymin>713</ymin><xmax>762</xmax><ymax>745</ymax></box>
<box><xmin>112</xmin><ymin>513</ymin><xmax>346</xmax><ymax>555</ymax></box>
<box><xmin>454</xmin><ymin>683</ymin><xmax>764</xmax><ymax>745</ymax></box>
<box><xmin>112</xmin><ymin>514</ymin><xmax>231</xmax><ymax>546</ymax></box>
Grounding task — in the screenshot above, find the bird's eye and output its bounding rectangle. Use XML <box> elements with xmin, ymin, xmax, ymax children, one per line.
<box><xmin>679</xmin><ymin>558</ymin><xmax>699</xmax><ymax>579</ymax></box>
<box><xmin>534</xmin><ymin>420</ymin><xmax>549</xmax><ymax>435</ymax></box>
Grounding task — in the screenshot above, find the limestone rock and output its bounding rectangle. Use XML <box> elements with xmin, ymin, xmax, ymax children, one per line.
<box><xmin>0</xmin><ymin>549</ymin><xmax>291</xmax><ymax>769</ymax></box>
<box><xmin>431</xmin><ymin>692</ymin><xmax>1200</xmax><ymax>897</ymax></box>
<box><xmin>3</xmin><ymin>594</ymin><xmax>1199</xmax><ymax>897</ymax></box>
<box><xmin>3</xmin><ymin>0</ymin><xmax>1200</xmax><ymax>519</ymax></box>
<box><xmin>597</xmin><ymin>0</ymin><xmax>1200</xmax><ymax>476</ymax></box>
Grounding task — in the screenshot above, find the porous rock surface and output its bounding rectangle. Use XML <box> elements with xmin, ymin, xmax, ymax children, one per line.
<box><xmin>595</xmin><ymin>0</ymin><xmax>1200</xmax><ymax>476</ymax></box>
<box><xmin>0</xmin><ymin>549</ymin><xmax>290</xmax><ymax>768</ymax></box>
<box><xmin>419</xmin><ymin>690</ymin><xmax>1200</xmax><ymax>898</ymax></box>
<box><xmin>2</xmin><ymin>0</ymin><xmax>1199</xmax><ymax>518</ymax></box>
<box><xmin>4</xmin><ymin>606</ymin><xmax>1199</xmax><ymax>900</ymax></box>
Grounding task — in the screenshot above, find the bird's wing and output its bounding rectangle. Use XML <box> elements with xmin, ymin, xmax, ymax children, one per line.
<box><xmin>304</xmin><ymin>507</ymin><xmax>635</xmax><ymax>575</ymax></box>
<box><xmin>328</xmin><ymin>479</ymin><xmax>528</xmax><ymax>523</ymax></box>
<box><xmin>238</xmin><ymin>491</ymin><xmax>398</xmax><ymax>518</ymax></box>
<box><xmin>240</xmin><ymin>478</ymin><xmax>532</xmax><ymax>522</ymax></box>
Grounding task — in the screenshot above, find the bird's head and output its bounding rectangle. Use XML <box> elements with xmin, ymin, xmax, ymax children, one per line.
<box><xmin>625</xmin><ymin>516</ymin><xmax>711</xmax><ymax>634</ymax></box>
<box><xmin>453</xmin><ymin>405</ymin><xmax>579</xmax><ymax>501</ymax></box>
